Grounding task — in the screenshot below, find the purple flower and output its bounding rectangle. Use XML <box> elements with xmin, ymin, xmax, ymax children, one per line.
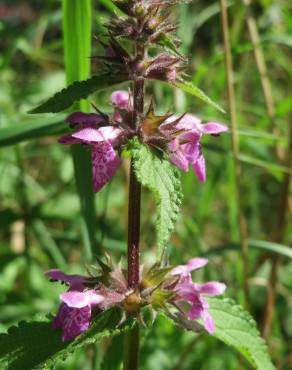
<box><xmin>52</xmin><ymin>303</ymin><xmax>92</xmax><ymax>342</ymax></box>
<box><xmin>45</xmin><ymin>266</ymin><xmax>131</xmax><ymax>341</ymax></box>
<box><xmin>45</xmin><ymin>270</ymin><xmax>105</xmax><ymax>341</ymax></box>
<box><xmin>111</xmin><ymin>90</ymin><xmax>130</xmax><ymax>110</ymax></box>
<box><xmin>59</xmin><ymin>90</ymin><xmax>133</xmax><ymax>193</ymax></box>
<box><xmin>54</xmin><ymin>291</ymin><xmax>103</xmax><ymax>342</ymax></box>
<box><xmin>111</xmin><ymin>90</ymin><xmax>132</xmax><ymax>123</ymax></box>
<box><xmin>45</xmin><ymin>269</ymin><xmax>89</xmax><ymax>290</ymax></box>
<box><xmin>171</xmin><ymin>258</ymin><xmax>226</xmax><ymax>334</ymax></box>
<box><xmin>59</xmin><ymin>116</ymin><xmax>123</xmax><ymax>193</ymax></box>
<box><xmin>171</xmin><ymin>257</ymin><xmax>208</xmax><ymax>282</ymax></box>
<box><xmin>160</xmin><ymin>114</ymin><xmax>228</xmax><ymax>182</ymax></box>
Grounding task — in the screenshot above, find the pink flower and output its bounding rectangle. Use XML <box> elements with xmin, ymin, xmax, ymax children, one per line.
<box><xmin>59</xmin><ymin>117</ymin><xmax>123</xmax><ymax>193</ymax></box>
<box><xmin>45</xmin><ymin>267</ymin><xmax>128</xmax><ymax>341</ymax></box>
<box><xmin>52</xmin><ymin>303</ymin><xmax>92</xmax><ymax>342</ymax></box>
<box><xmin>160</xmin><ymin>114</ymin><xmax>228</xmax><ymax>182</ymax></box>
<box><xmin>171</xmin><ymin>257</ymin><xmax>208</xmax><ymax>282</ymax></box>
<box><xmin>111</xmin><ymin>91</ymin><xmax>132</xmax><ymax>123</ymax></box>
<box><xmin>171</xmin><ymin>258</ymin><xmax>226</xmax><ymax>334</ymax></box>
<box><xmin>53</xmin><ymin>290</ymin><xmax>104</xmax><ymax>342</ymax></box>
<box><xmin>59</xmin><ymin>90</ymin><xmax>132</xmax><ymax>192</ymax></box>
<box><xmin>111</xmin><ymin>90</ymin><xmax>130</xmax><ymax>110</ymax></box>
<box><xmin>45</xmin><ymin>269</ymin><xmax>89</xmax><ymax>290</ymax></box>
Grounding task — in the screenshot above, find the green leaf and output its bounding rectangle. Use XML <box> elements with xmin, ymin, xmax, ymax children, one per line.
<box><xmin>131</xmin><ymin>140</ymin><xmax>183</xmax><ymax>259</ymax></box>
<box><xmin>157</xmin><ymin>34</ymin><xmax>182</xmax><ymax>56</ymax></box>
<box><xmin>238</xmin><ymin>153</ymin><xmax>292</xmax><ymax>175</ymax></box>
<box><xmin>29</xmin><ymin>74</ymin><xmax>127</xmax><ymax>114</ymax></box>
<box><xmin>100</xmin><ymin>333</ymin><xmax>124</xmax><ymax>370</ymax></box>
<box><xmin>207</xmin><ymin>298</ymin><xmax>275</xmax><ymax>370</ymax></box>
<box><xmin>0</xmin><ymin>117</ymin><xmax>66</xmax><ymax>147</ymax></box>
<box><xmin>172</xmin><ymin>80</ymin><xmax>226</xmax><ymax>113</ymax></box>
<box><xmin>0</xmin><ymin>309</ymin><xmax>134</xmax><ymax>370</ymax></box>
<box><xmin>203</xmin><ymin>240</ymin><xmax>292</xmax><ymax>259</ymax></box>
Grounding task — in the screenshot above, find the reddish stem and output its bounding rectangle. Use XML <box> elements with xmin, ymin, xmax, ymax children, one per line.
<box><xmin>125</xmin><ymin>47</ymin><xmax>145</xmax><ymax>370</ymax></box>
<box><xmin>127</xmin><ymin>162</ymin><xmax>141</xmax><ymax>289</ymax></box>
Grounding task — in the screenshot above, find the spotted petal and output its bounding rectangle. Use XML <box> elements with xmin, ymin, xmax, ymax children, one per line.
<box><xmin>52</xmin><ymin>303</ymin><xmax>91</xmax><ymax>342</ymax></box>
<box><xmin>91</xmin><ymin>142</ymin><xmax>121</xmax><ymax>192</ymax></box>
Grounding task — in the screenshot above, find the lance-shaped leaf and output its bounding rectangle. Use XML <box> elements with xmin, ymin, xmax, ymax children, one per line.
<box><xmin>29</xmin><ymin>74</ymin><xmax>128</xmax><ymax>114</ymax></box>
<box><xmin>0</xmin><ymin>116</ymin><xmax>66</xmax><ymax>147</ymax></box>
<box><xmin>131</xmin><ymin>139</ymin><xmax>183</xmax><ymax>259</ymax></box>
<box><xmin>0</xmin><ymin>308</ymin><xmax>134</xmax><ymax>370</ymax></box>
<box><xmin>168</xmin><ymin>297</ymin><xmax>275</xmax><ymax>370</ymax></box>
<box><xmin>172</xmin><ymin>80</ymin><xmax>226</xmax><ymax>113</ymax></box>
<box><xmin>157</xmin><ymin>34</ymin><xmax>182</xmax><ymax>57</ymax></box>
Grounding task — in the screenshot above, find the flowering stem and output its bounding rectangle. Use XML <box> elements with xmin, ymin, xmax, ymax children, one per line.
<box><xmin>127</xmin><ymin>163</ymin><xmax>141</xmax><ymax>289</ymax></box>
<box><xmin>123</xmin><ymin>324</ymin><xmax>140</xmax><ymax>370</ymax></box>
<box><xmin>125</xmin><ymin>44</ymin><xmax>145</xmax><ymax>369</ymax></box>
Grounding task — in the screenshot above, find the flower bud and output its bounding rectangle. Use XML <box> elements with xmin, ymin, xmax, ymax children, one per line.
<box><xmin>122</xmin><ymin>292</ymin><xmax>141</xmax><ymax>314</ymax></box>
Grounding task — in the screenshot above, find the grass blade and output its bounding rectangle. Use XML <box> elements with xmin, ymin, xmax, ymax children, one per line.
<box><xmin>62</xmin><ymin>0</ymin><xmax>97</xmax><ymax>260</ymax></box>
<box><xmin>0</xmin><ymin>117</ymin><xmax>66</xmax><ymax>147</ymax></box>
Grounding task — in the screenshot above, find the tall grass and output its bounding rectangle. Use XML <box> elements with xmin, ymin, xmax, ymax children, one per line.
<box><xmin>62</xmin><ymin>0</ymin><xmax>97</xmax><ymax>261</ymax></box>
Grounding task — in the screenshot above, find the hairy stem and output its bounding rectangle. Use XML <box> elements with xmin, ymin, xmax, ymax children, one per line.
<box><xmin>125</xmin><ymin>43</ymin><xmax>145</xmax><ymax>369</ymax></box>
<box><xmin>123</xmin><ymin>325</ymin><xmax>140</xmax><ymax>370</ymax></box>
<box><xmin>127</xmin><ymin>162</ymin><xmax>141</xmax><ymax>289</ymax></box>
<box><xmin>219</xmin><ymin>0</ymin><xmax>250</xmax><ymax>308</ymax></box>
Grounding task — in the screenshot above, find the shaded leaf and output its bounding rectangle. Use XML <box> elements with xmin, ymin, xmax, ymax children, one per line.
<box><xmin>0</xmin><ymin>117</ymin><xmax>66</xmax><ymax>147</ymax></box>
<box><xmin>100</xmin><ymin>333</ymin><xmax>124</xmax><ymax>370</ymax></box>
<box><xmin>0</xmin><ymin>308</ymin><xmax>134</xmax><ymax>370</ymax></box>
<box><xmin>29</xmin><ymin>74</ymin><xmax>127</xmax><ymax>114</ymax></box>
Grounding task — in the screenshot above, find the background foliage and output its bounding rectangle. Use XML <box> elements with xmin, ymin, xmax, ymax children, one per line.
<box><xmin>0</xmin><ymin>0</ymin><xmax>291</xmax><ymax>369</ymax></box>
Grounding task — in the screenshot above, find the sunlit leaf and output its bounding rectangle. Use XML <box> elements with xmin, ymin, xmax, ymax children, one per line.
<box><xmin>172</xmin><ymin>80</ymin><xmax>226</xmax><ymax>113</ymax></box>
<box><xmin>131</xmin><ymin>139</ymin><xmax>183</xmax><ymax>259</ymax></box>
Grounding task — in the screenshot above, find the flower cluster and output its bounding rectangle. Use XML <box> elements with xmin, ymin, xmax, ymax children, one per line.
<box><xmin>46</xmin><ymin>257</ymin><xmax>225</xmax><ymax>341</ymax></box>
<box><xmin>60</xmin><ymin>90</ymin><xmax>227</xmax><ymax>192</ymax></box>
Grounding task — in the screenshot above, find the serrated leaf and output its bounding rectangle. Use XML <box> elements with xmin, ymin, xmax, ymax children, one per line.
<box><xmin>166</xmin><ymin>298</ymin><xmax>274</xmax><ymax>369</ymax></box>
<box><xmin>29</xmin><ymin>74</ymin><xmax>127</xmax><ymax>114</ymax></box>
<box><xmin>157</xmin><ymin>34</ymin><xmax>182</xmax><ymax>57</ymax></box>
<box><xmin>207</xmin><ymin>298</ymin><xmax>275</xmax><ymax>370</ymax></box>
<box><xmin>0</xmin><ymin>308</ymin><xmax>134</xmax><ymax>370</ymax></box>
<box><xmin>172</xmin><ymin>80</ymin><xmax>226</xmax><ymax>113</ymax></box>
<box><xmin>131</xmin><ymin>140</ymin><xmax>183</xmax><ymax>259</ymax></box>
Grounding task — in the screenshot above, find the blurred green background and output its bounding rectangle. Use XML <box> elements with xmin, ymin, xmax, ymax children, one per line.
<box><xmin>0</xmin><ymin>0</ymin><xmax>291</xmax><ymax>369</ymax></box>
